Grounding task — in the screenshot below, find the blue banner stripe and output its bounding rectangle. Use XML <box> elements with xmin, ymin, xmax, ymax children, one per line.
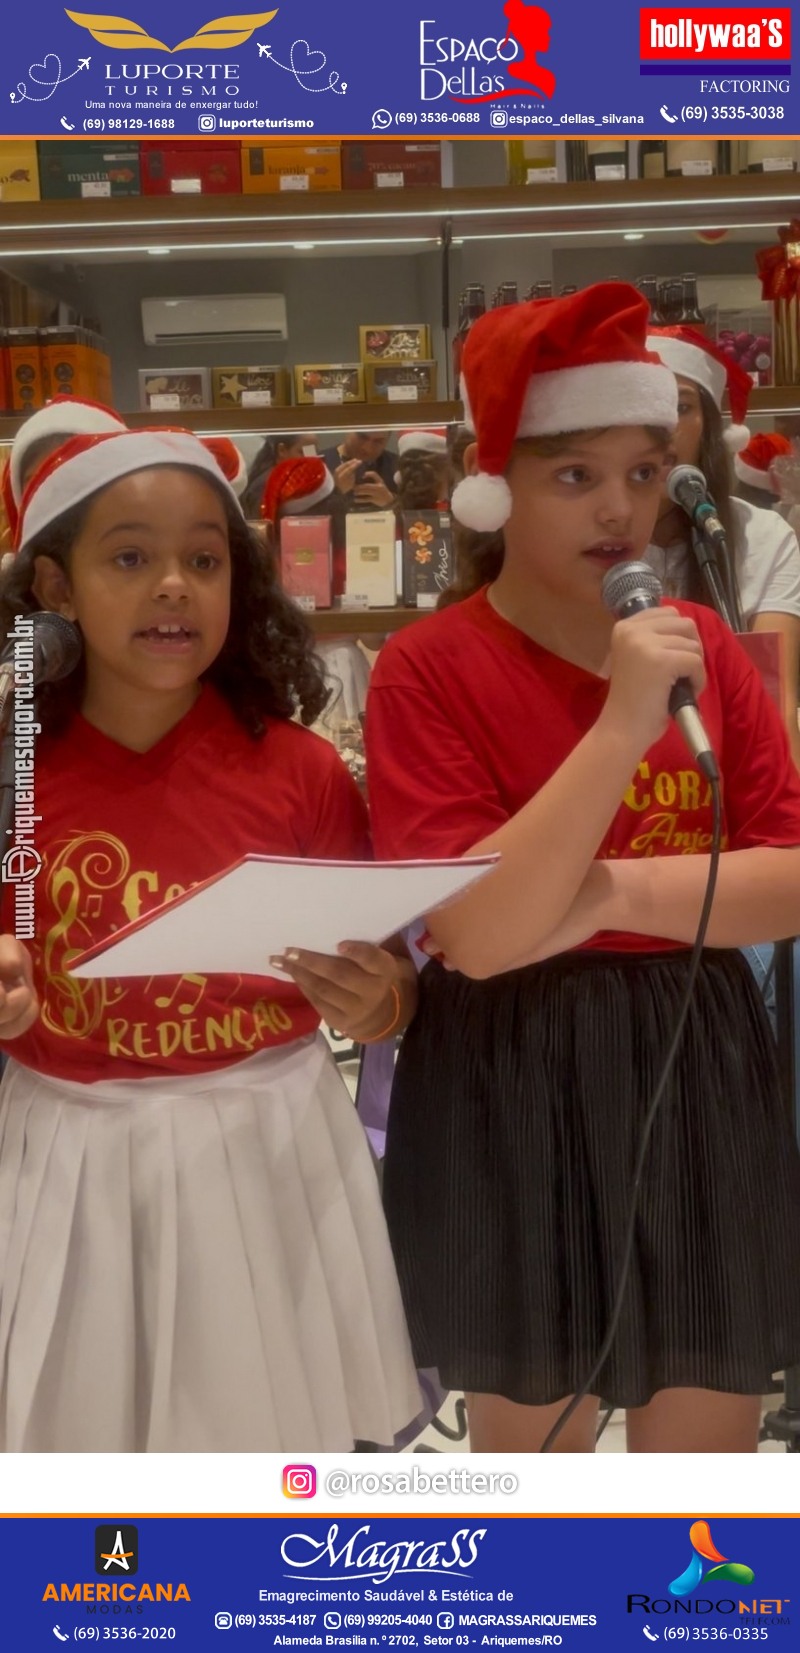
<box><xmin>640</xmin><ymin>62</ymin><xmax>792</xmax><ymax>74</ymax></box>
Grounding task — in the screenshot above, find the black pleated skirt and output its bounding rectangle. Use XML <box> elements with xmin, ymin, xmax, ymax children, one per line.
<box><xmin>383</xmin><ymin>948</ymin><xmax>800</xmax><ymax>1407</ymax></box>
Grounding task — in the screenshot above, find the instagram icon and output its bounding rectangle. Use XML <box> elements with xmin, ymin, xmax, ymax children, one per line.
<box><xmin>283</xmin><ymin>1464</ymin><xmax>317</xmax><ymax>1498</ymax></box>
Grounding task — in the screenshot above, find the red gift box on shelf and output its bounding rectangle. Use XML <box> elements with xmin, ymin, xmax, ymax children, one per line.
<box><xmin>140</xmin><ymin>142</ymin><xmax>242</xmax><ymax>196</ymax></box>
<box><xmin>341</xmin><ymin>142</ymin><xmax>442</xmax><ymax>191</ymax></box>
<box><xmin>756</xmin><ymin>220</ymin><xmax>800</xmax><ymax>384</ymax></box>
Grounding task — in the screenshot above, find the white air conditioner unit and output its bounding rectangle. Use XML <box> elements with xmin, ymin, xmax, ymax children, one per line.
<box><xmin>141</xmin><ymin>293</ymin><xmax>288</xmax><ymax>347</ymax></box>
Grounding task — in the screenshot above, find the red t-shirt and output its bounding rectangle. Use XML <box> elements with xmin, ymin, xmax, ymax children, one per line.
<box><xmin>3</xmin><ymin>684</ymin><xmax>369</xmax><ymax>1081</ymax></box>
<box><xmin>366</xmin><ymin>587</ymin><xmax>800</xmax><ymax>953</ymax></box>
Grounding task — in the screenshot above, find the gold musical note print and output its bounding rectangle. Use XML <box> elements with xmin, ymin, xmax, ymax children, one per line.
<box><xmin>35</xmin><ymin>830</ymin><xmax>297</xmax><ymax>1064</ymax></box>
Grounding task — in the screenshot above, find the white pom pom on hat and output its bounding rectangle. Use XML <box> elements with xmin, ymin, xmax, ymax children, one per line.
<box><xmin>646</xmin><ymin>326</ymin><xmax>752</xmax><ymax>454</ymax></box>
<box><xmin>453</xmin><ymin>283</ymin><xmax>679</xmax><ymax>533</ymax></box>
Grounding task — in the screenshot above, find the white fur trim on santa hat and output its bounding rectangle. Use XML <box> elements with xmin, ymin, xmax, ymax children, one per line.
<box><xmin>397</xmin><ymin>429</ymin><xmax>448</xmax><ymax>460</ymax></box>
<box><xmin>10</xmin><ymin>400</ymin><xmax>126</xmax><ymax>506</ymax></box>
<box><xmin>19</xmin><ymin>429</ymin><xmax>241</xmax><ymax>550</ymax></box>
<box><xmin>734</xmin><ymin>451</ymin><xmax>777</xmax><ymax>490</ymax></box>
<box><xmin>279</xmin><ymin>468</ymin><xmax>334</xmax><ymax>517</ymax></box>
<box><xmin>646</xmin><ymin>333</ymin><xmax>726</xmax><ymax>409</ymax></box>
<box><xmin>462</xmin><ymin>360</ymin><xmax>678</xmax><ymax>445</ymax></box>
<box><xmin>451</xmin><ymin>472</ymin><xmax>512</xmax><ymax>532</ymax></box>
<box><xmin>723</xmin><ymin>423</ymin><xmax>750</xmax><ymax>455</ymax></box>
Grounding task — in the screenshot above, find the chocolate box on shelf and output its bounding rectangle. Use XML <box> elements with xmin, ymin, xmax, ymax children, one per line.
<box><xmin>280</xmin><ymin>515</ymin><xmax>333</xmax><ymax>609</ymax></box>
<box><xmin>342</xmin><ymin>142</ymin><xmax>442</xmax><ymax>190</ymax></box>
<box><xmin>365</xmin><ymin>362</ymin><xmax>438</xmax><ymax>404</ymax></box>
<box><xmin>359</xmin><ymin>325</ymin><xmax>432</xmax><ymax>364</ymax></box>
<box><xmin>38</xmin><ymin>142</ymin><xmax>140</xmax><ymax>199</ymax></box>
<box><xmin>241</xmin><ymin>142</ymin><xmax>342</xmax><ymax>194</ymax></box>
<box><xmin>140</xmin><ymin>142</ymin><xmax>242</xmax><ymax>196</ymax></box>
<box><xmin>345</xmin><ymin>510</ymin><xmax>397</xmax><ymax>607</ymax></box>
<box><xmin>294</xmin><ymin>364</ymin><xmax>365</xmax><ymax>406</ymax></box>
<box><xmin>211</xmin><ymin>366</ymin><xmax>291</xmax><ymax>409</ymax></box>
<box><xmin>400</xmin><ymin>509</ymin><xmax>455</xmax><ymax>609</ymax></box>
<box><xmin>138</xmin><ymin>368</ymin><xmax>210</xmax><ymax>411</ymax></box>
<box><xmin>0</xmin><ymin>141</ymin><xmax>40</xmax><ymax>202</ymax></box>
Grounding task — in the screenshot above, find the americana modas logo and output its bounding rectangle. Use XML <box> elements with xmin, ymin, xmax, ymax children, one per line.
<box><xmin>66</xmin><ymin>8</ymin><xmax>277</xmax><ymax>52</ymax></box>
<box><xmin>95</xmin><ymin>1526</ymin><xmax>139</xmax><ymax>1577</ymax></box>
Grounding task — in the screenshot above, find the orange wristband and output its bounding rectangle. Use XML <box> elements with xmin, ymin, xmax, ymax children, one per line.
<box><xmin>359</xmin><ymin>983</ymin><xmax>402</xmax><ymax>1044</ymax></box>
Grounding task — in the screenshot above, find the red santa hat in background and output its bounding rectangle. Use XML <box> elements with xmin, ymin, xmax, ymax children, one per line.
<box><xmin>2</xmin><ymin>395</ymin><xmax>127</xmax><ymax>550</ymax></box>
<box><xmin>452</xmin><ymin>283</ymin><xmax>678</xmax><ymax>533</ymax></box>
<box><xmin>394</xmin><ymin>427</ymin><xmax>448</xmax><ymax>486</ymax></box>
<box><xmin>733</xmin><ymin>430</ymin><xmax>792</xmax><ymax>494</ymax></box>
<box><xmin>200</xmin><ymin>435</ymin><xmax>248</xmax><ymax>498</ymax></box>
<box><xmin>14</xmin><ymin>427</ymin><xmax>242</xmax><ymax>554</ymax></box>
<box><xmin>646</xmin><ymin>325</ymin><xmax>752</xmax><ymax>454</ymax></box>
<box><xmin>260</xmin><ymin>456</ymin><xmax>334</xmax><ymax>527</ymax></box>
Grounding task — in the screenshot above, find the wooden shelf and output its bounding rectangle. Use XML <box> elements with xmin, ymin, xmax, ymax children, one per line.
<box><xmin>0</xmin><ymin>401</ymin><xmax>463</xmax><ymax>440</ymax></box>
<box><xmin>0</xmin><ymin>174</ymin><xmax>794</xmax><ymax>255</ymax></box>
<box><xmin>309</xmin><ymin>608</ymin><xmax>425</xmax><ymax>636</ymax></box>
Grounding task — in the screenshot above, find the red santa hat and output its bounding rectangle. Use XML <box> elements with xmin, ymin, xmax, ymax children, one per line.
<box><xmin>733</xmin><ymin>430</ymin><xmax>792</xmax><ymax>494</ymax></box>
<box><xmin>394</xmin><ymin>427</ymin><xmax>448</xmax><ymax>486</ymax></box>
<box><xmin>15</xmin><ymin>427</ymin><xmax>242</xmax><ymax>553</ymax></box>
<box><xmin>646</xmin><ymin>326</ymin><xmax>752</xmax><ymax>453</ymax></box>
<box><xmin>9</xmin><ymin>395</ymin><xmax>127</xmax><ymax>509</ymax></box>
<box><xmin>200</xmin><ymin>435</ymin><xmax>248</xmax><ymax>497</ymax></box>
<box><xmin>452</xmin><ymin>283</ymin><xmax>678</xmax><ymax>532</ymax></box>
<box><xmin>260</xmin><ymin>456</ymin><xmax>334</xmax><ymax>526</ymax></box>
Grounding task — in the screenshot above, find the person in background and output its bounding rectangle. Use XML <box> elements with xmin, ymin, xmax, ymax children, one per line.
<box><xmin>321</xmin><ymin>431</ymin><xmax>397</xmax><ymax>510</ymax></box>
<box><xmin>393</xmin><ymin>428</ymin><xmax>451</xmax><ymax>513</ymax></box>
<box><xmin>366</xmin><ymin>284</ymin><xmax>800</xmax><ymax>1453</ymax></box>
<box><xmin>1</xmin><ymin>396</ymin><xmax>127</xmax><ymax>551</ymax></box>
<box><xmin>240</xmin><ymin>433</ymin><xmax>316</xmax><ymax>521</ymax></box>
<box><xmin>645</xmin><ymin>326</ymin><xmax>800</xmax><ymax>767</ymax></box>
<box><xmin>0</xmin><ymin>427</ymin><xmax>421</xmax><ymax>1453</ymax></box>
<box><xmin>734</xmin><ymin>431</ymin><xmax>793</xmax><ymax>512</ymax></box>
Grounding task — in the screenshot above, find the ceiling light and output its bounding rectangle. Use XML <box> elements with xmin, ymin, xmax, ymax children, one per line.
<box><xmin>293</xmin><ymin>241</ymin><xmax>316</xmax><ymax>250</ymax></box>
<box><xmin>147</xmin><ymin>247</ymin><xmax>171</xmax><ymax>256</ymax></box>
<box><xmin>624</xmin><ymin>232</ymin><xmax>645</xmax><ymax>241</ymax></box>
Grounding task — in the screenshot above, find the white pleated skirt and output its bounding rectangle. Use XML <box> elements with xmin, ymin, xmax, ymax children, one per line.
<box><xmin>0</xmin><ymin>1034</ymin><xmax>423</xmax><ymax>1453</ymax></box>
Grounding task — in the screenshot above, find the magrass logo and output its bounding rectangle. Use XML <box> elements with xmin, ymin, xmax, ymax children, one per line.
<box><xmin>95</xmin><ymin>1526</ymin><xmax>138</xmax><ymax>1576</ymax></box>
<box><xmin>65</xmin><ymin>8</ymin><xmax>278</xmax><ymax>52</ymax></box>
<box><xmin>668</xmin><ymin>1520</ymin><xmax>754</xmax><ymax>1598</ymax></box>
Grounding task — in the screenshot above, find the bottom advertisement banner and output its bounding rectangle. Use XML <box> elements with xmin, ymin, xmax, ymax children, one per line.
<box><xmin>0</xmin><ymin>1515</ymin><xmax>796</xmax><ymax>1650</ymax></box>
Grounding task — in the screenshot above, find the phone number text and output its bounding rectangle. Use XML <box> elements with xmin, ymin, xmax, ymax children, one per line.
<box><xmin>82</xmin><ymin>119</ymin><xmax>176</xmax><ymax>130</ymax></box>
<box><xmin>678</xmin><ymin>105</ymin><xmax>784</xmax><ymax>120</ymax></box>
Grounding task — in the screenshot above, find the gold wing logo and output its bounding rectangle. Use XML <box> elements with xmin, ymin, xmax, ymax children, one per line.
<box><xmin>65</xmin><ymin>9</ymin><xmax>278</xmax><ymax>52</ymax></box>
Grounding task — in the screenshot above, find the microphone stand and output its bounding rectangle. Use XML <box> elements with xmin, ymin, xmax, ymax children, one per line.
<box><xmin>689</xmin><ymin>526</ymin><xmax>739</xmax><ymax>634</ymax></box>
<box><xmin>685</xmin><ymin>517</ymin><xmax>799</xmax><ymax>1447</ymax></box>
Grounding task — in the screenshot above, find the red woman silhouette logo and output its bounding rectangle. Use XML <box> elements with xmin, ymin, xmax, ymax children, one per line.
<box><xmin>502</xmin><ymin>0</ymin><xmax>556</xmax><ymax>100</ymax></box>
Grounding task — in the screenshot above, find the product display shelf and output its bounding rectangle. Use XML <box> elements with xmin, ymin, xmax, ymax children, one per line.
<box><xmin>0</xmin><ymin>401</ymin><xmax>461</xmax><ymax>440</ymax></box>
<box><xmin>0</xmin><ymin>174</ymin><xmax>796</xmax><ymax>255</ymax></box>
<box><xmin>309</xmin><ymin>607</ymin><xmax>423</xmax><ymax>637</ymax></box>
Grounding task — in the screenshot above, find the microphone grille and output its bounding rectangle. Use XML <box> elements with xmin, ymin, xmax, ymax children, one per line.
<box><xmin>34</xmin><ymin>611</ymin><xmax>82</xmax><ymax>679</ymax></box>
<box><xmin>601</xmin><ymin>560</ymin><xmax>663</xmax><ymax>615</ymax></box>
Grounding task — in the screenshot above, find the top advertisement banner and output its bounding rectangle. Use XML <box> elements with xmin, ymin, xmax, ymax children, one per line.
<box><xmin>0</xmin><ymin>1</ymin><xmax>796</xmax><ymax>140</ymax></box>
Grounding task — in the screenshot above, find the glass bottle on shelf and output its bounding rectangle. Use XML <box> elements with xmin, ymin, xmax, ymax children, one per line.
<box><xmin>639</xmin><ymin>140</ymin><xmax>667</xmax><ymax>180</ymax></box>
<box><xmin>586</xmin><ymin>139</ymin><xmax>628</xmax><ymax>181</ymax></box>
<box><xmin>498</xmin><ymin>282</ymin><xmax>519</xmax><ymax>306</ymax></box>
<box><xmin>678</xmin><ymin>272</ymin><xmax>707</xmax><ymax>333</ymax></box>
<box><xmin>451</xmin><ymin>283</ymin><xmax>486</xmax><ymax>385</ymax></box>
<box><xmin>534</xmin><ymin>281</ymin><xmax>553</xmax><ymax>299</ymax></box>
<box><xmin>559</xmin><ymin>284</ymin><xmax>578</xmax><ymax>296</ymax></box>
<box><xmin>637</xmin><ymin>276</ymin><xmax>667</xmax><ymax>326</ymax></box>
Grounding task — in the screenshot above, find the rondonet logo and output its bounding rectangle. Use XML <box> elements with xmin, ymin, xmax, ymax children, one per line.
<box><xmin>640</xmin><ymin>8</ymin><xmax>791</xmax><ymax>61</ymax></box>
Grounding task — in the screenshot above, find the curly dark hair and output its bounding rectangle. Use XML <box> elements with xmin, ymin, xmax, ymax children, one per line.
<box><xmin>394</xmin><ymin>451</ymin><xmax>450</xmax><ymax>513</ymax></box>
<box><xmin>0</xmin><ymin>472</ymin><xmax>331</xmax><ymax>739</ymax></box>
<box><xmin>439</xmin><ymin>425</ymin><xmax>673</xmax><ymax>608</ymax></box>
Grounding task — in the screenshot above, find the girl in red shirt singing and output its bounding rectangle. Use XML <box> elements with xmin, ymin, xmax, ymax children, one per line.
<box><xmin>0</xmin><ymin>427</ymin><xmax>421</xmax><ymax>1453</ymax></box>
<box><xmin>366</xmin><ymin>283</ymin><xmax>800</xmax><ymax>1453</ymax></box>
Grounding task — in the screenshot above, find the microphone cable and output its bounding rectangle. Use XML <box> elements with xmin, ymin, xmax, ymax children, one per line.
<box><xmin>539</xmin><ymin>777</ymin><xmax>724</xmax><ymax>1452</ymax></box>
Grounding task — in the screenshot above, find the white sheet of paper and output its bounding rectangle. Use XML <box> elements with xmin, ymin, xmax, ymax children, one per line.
<box><xmin>69</xmin><ymin>855</ymin><xmax>497</xmax><ymax>980</ymax></box>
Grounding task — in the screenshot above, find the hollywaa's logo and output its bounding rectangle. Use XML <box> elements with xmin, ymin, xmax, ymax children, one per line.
<box><xmin>65</xmin><ymin>7</ymin><xmax>278</xmax><ymax>52</ymax></box>
<box><xmin>420</xmin><ymin>1</ymin><xmax>556</xmax><ymax>105</ymax></box>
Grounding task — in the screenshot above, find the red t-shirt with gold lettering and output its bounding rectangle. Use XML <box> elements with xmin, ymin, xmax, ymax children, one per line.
<box><xmin>366</xmin><ymin>587</ymin><xmax>800</xmax><ymax>952</ymax></box>
<box><xmin>2</xmin><ymin>684</ymin><xmax>369</xmax><ymax>1081</ymax></box>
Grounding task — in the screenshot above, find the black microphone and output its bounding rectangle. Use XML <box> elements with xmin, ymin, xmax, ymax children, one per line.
<box><xmin>667</xmin><ymin>463</ymin><xmax>726</xmax><ymax>549</ymax></box>
<box><xmin>0</xmin><ymin>612</ymin><xmax>82</xmax><ymax>723</ymax></box>
<box><xmin>601</xmin><ymin>561</ymin><xmax>719</xmax><ymax>782</ymax></box>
